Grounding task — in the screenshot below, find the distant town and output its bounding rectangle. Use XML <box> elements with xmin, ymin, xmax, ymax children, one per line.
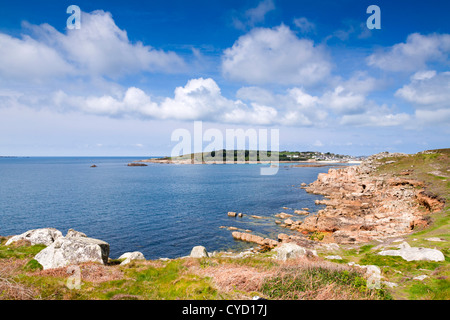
<box><xmin>151</xmin><ymin>150</ymin><xmax>367</xmax><ymax>163</ymax></box>
<box><xmin>278</xmin><ymin>151</ymin><xmax>367</xmax><ymax>162</ymax></box>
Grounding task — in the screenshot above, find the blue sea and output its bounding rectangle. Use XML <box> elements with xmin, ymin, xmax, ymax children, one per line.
<box><xmin>0</xmin><ymin>157</ymin><xmax>347</xmax><ymax>260</ymax></box>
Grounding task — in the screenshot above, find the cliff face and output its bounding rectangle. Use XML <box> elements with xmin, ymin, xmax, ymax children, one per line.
<box><xmin>300</xmin><ymin>153</ymin><xmax>445</xmax><ymax>243</ymax></box>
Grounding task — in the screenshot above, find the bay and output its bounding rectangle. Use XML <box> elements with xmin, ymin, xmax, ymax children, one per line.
<box><xmin>0</xmin><ymin>157</ymin><xmax>346</xmax><ymax>260</ymax></box>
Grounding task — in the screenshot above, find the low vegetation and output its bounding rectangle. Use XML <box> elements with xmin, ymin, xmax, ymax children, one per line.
<box><xmin>0</xmin><ymin>237</ymin><xmax>390</xmax><ymax>300</ymax></box>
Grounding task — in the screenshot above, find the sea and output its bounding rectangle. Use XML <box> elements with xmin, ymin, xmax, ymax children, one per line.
<box><xmin>0</xmin><ymin>157</ymin><xmax>349</xmax><ymax>260</ymax></box>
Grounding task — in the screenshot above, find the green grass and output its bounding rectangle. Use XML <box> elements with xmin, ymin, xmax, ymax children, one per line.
<box><xmin>0</xmin><ymin>243</ymin><xmax>46</xmax><ymax>260</ymax></box>
<box><xmin>359</xmin><ymin>254</ymin><xmax>443</xmax><ymax>272</ymax></box>
<box><xmin>89</xmin><ymin>260</ymin><xmax>220</xmax><ymax>300</ymax></box>
<box><xmin>23</xmin><ymin>259</ymin><xmax>43</xmax><ymax>272</ymax></box>
<box><xmin>407</xmin><ymin>278</ymin><xmax>450</xmax><ymax>300</ymax></box>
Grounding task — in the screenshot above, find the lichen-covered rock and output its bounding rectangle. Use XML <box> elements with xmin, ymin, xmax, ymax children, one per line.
<box><xmin>66</xmin><ymin>229</ymin><xmax>87</xmax><ymax>238</ymax></box>
<box><xmin>5</xmin><ymin>228</ymin><xmax>63</xmax><ymax>246</ymax></box>
<box><xmin>34</xmin><ymin>236</ymin><xmax>110</xmax><ymax>270</ymax></box>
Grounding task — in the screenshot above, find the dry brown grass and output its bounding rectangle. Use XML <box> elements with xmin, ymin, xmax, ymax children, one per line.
<box><xmin>198</xmin><ymin>264</ymin><xmax>275</xmax><ymax>295</ymax></box>
<box><xmin>34</xmin><ymin>262</ymin><xmax>123</xmax><ymax>284</ymax></box>
<box><xmin>0</xmin><ymin>259</ymin><xmax>37</xmax><ymax>300</ymax></box>
<box><xmin>186</xmin><ymin>255</ymin><xmax>383</xmax><ymax>300</ymax></box>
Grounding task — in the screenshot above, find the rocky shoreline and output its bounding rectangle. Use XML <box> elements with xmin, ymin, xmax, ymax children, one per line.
<box><xmin>298</xmin><ymin>152</ymin><xmax>445</xmax><ymax>243</ymax></box>
<box><xmin>222</xmin><ymin>151</ymin><xmax>446</xmax><ymax>249</ymax></box>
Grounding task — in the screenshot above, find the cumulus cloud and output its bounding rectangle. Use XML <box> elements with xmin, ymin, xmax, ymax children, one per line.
<box><xmin>367</xmin><ymin>33</ymin><xmax>450</xmax><ymax>72</ymax></box>
<box><xmin>51</xmin><ymin>73</ymin><xmax>406</xmax><ymax>128</ymax></box>
<box><xmin>0</xmin><ymin>10</ymin><xmax>185</xmax><ymax>81</ymax></box>
<box><xmin>222</xmin><ymin>24</ymin><xmax>332</xmax><ymax>85</ymax></box>
<box><xmin>395</xmin><ymin>71</ymin><xmax>450</xmax><ymax>109</ymax></box>
<box><xmin>49</xmin><ymin>77</ymin><xmax>329</xmax><ymax>127</ymax></box>
<box><xmin>0</xmin><ymin>33</ymin><xmax>74</xmax><ymax>81</ymax></box>
<box><xmin>4</xmin><ymin>72</ymin><xmax>419</xmax><ymax>130</ymax></box>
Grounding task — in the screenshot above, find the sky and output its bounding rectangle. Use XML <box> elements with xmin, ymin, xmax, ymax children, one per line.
<box><xmin>0</xmin><ymin>0</ymin><xmax>449</xmax><ymax>156</ymax></box>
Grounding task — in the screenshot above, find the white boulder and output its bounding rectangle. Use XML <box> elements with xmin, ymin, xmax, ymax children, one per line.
<box><xmin>273</xmin><ymin>243</ymin><xmax>317</xmax><ymax>261</ymax></box>
<box><xmin>35</xmin><ymin>235</ymin><xmax>110</xmax><ymax>270</ymax></box>
<box><xmin>5</xmin><ymin>228</ymin><xmax>63</xmax><ymax>246</ymax></box>
<box><xmin>118</xmin><ymin>251</ymin><xmax>146</xmax><ymax>265</ymax></box>
<box><xmin>378</xmin><ymin>242</ymin><xmax>445</xmax><ymax>262</ymax></box>
<box><xmin>190</xmin><ymin>246</ymin><xmax>209</xmax><ymax>258</ymax></box>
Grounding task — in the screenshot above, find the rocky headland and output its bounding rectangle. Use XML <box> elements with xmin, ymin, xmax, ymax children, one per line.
<box><xmin>298</xmin><ymin>152</ymin><xmax>445</xmax><ymax>243</ymax></box>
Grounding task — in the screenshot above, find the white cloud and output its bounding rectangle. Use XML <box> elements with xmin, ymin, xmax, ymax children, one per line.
<box><xmin>367</xmin><ymin>33</ymin><xmax>450</xmax><ymax>72</ymax></box>
<box><xmin>332</xmin><ymin>22</ymin><xmax>369</xmax><ymax>41</ymax></box>
<box><xmin>293</xmin><ymin>17</ymin><xmax>316</xmax><ymax>34</ymax></box>
<box><xmin>232</xmin><ymin>0</ymin><xmax>275</xmax><ymax>30</ymax></box>
<box><xmin>321</xmin><ymin>73</ymin><xmax>380</xmax><ymax>115</ymax></box>
<box><xmin>414</xmin><ymin>108</ymin><xmax>450</xmax><ymax>125</ymax></box>
<box><xmin>395</xmin><ymin>71</ymin><xmax>450</xmax><ymax>109</ymax></box>
<box><xmin>222</xmin><ymin>24</ymin><xmax>331</xmax><ymax>85</ymax></box>
<box><xmin>2</xmin><ymin>10</ymin><xmax>185</xmax><ymax>81</ymax></box>
<box><xmin>321</xmin><ymin>86</ymin><xmax>366</xmax><ymax>115</ymax></box>
<box><xmin>340</xmin><ymin>106</ymin><xmax>411</xmax><ymax>127</ymax></box>
<box><xmin>47</xmin><ymin>77</ymin><xmax>329</xmax><ymax>127</ymax></box>
<box><xmin>0</xmin><ymin>33</ymin><xmax>74</xmax><ymax>81</ymax></box>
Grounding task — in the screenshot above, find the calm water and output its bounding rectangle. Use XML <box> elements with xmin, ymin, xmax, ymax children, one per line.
<box><xmin>0</xmin><ymin>157</ymin><xmax>346</xmax><ymax>259</ymax></box>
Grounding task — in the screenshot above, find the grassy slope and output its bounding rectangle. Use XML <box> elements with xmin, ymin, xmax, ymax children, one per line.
<box><xmin>0</xmin><ymin>149</ymin><xmax>448</xmax><ymax>300</ymax></box>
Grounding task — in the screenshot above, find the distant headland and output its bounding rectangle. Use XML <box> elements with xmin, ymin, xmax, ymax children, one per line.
<box><xmin>136</xmin><ymin>150</ymin><xmax>365</xmax><ymax>165</ymax></box>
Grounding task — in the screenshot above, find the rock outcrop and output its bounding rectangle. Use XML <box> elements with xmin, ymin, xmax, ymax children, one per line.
<box><xmin>299</xmin><ymin>153</ymin><xmax>445</xmax><ymax>243</ymax></box>
<box><xmin>34</xmin><ymin>231</ymin><xmax>110</xmax><ymax>270</ymax></box>
<box><xmin>6</xmin><ymin>228</ymin><xmax>63</xmax><ymax>246</ymax></box>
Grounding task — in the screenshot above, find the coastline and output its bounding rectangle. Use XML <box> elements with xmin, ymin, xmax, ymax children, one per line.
<box><xmin>1</xmin><ymin>149</ymin><xmax>448</xmax><ymax>300</ymax></box>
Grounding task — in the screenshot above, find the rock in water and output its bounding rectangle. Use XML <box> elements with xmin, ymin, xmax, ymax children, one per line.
<box><xmin>231</xmin><ymin>232</ymin><xmax>278</xmax><ymax>248</ymax></box>
<box><xmin>190</xmin><ymin>246</ymin><xmax>209</xmax><ymax>258</ymax></box>
<box><xmin>35</xmin><ymin>236</ymin><xmax>110</xmax><ymax>270</ymax></box>
<box><xmin>5</xmin><ymin>228</ymin><xmax>63</xmax><ymax>246</ymax></box>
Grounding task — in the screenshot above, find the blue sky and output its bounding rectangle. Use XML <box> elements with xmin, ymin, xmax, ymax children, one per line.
<box><xmin>0</xmin><ymin>0</ymin><xmax>449</xmax><ymax>156</ymax></box>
